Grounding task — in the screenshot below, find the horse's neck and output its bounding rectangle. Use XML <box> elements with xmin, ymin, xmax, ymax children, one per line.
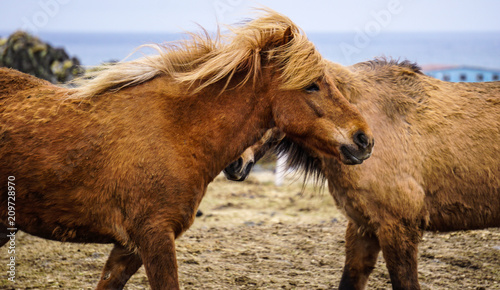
<box><xmin>331</xmin><ymin>63</ymin><xmax>402</xmax><ymax>107</ymax></box>
<box><xmin>159</xmin><ymin>81</ymin><xmax>273</xmax><ymax>183</ymax></box>
<box><xmin>328</xmin><ymin>63</ymin><xmax>365</xmax><ymax>104</ymax></box>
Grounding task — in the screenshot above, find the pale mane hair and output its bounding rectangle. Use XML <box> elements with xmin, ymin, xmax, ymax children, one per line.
<box><xmin>71</xmin><ymin>8</ymin><xmax>326</xmax><ymax>98</ymax></box>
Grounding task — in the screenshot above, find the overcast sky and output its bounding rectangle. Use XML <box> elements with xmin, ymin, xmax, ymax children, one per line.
<box><xmin>1</xmin><ymin>0</ymin><xmax>500</xmax><ymax>34</ymax></box>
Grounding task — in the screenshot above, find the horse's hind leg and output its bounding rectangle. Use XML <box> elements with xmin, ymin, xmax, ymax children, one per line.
<box><xmin>95</xmin><ymin>244</ymin><xmax>143</xmax><ymax>290</ymax></box>
<box><xmin>339</xmin><ymin>221</ymin><xmax>381</xmax><ymax>290</ymax></box>
<box><xmin>377</xmin><ymin>222</ymin><xmax>422</xmax><ymax>290</ymax></box>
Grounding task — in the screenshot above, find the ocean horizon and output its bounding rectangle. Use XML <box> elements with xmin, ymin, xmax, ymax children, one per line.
<box><xmin>1</xmin><ymin>30</ymin><xmax>499</xmax><ymax>69</ymax></box>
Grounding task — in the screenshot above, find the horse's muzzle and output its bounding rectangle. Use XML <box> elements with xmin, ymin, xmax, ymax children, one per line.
<box><xmin>340</xmin><ymin>131</ymin><xmax>374</xmax><ymax>165</ymax></box>
<box><xmin>223</xmin><ymin>157</ymin><xmax>254</xmax><ymax>181</ymax></box>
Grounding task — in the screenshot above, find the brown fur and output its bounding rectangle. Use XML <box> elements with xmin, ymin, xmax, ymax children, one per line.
<box><xmin>327</xmin><ymin>59</ymin><xmax>499</xmax><ymax>289</ymax></box>
<box><xmin>225</xmin><ymin>59</ymin><xmax>500</xmax><ymax>289</ymax></box>
<box><xmin>0</xmin><ymin>10</ymin><xmax>374</xmax><ymax>289</ymax></box>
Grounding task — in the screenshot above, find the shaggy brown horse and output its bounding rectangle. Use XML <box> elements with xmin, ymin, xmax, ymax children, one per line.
<box><xmin>224</xmin><ymin>59</ymin><xmax>500</xmax><ymax>289</ymax></box>
<box><xmin>0</xmin><ymin>10</ymin><xmax>374</xmax><ymax>289</ymax></box>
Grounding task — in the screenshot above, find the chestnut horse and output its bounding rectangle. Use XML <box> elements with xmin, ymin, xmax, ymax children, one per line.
<box><xmin>224</xmin><ymin>59</ymin><xmax>500</xmax><ymax>289</ymax></box>
<box><xmin>0</xmin><ymin>10</ymin><xmax>374</xmax><ymax>289</ymax></box>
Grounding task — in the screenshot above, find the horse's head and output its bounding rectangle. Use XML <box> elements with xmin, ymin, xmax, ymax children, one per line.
<box><xmin>174</xmin><ymin>9</ymin><xmax>373</xmax><ymax>168</ymax></box>
<box><xmin>265</xmin><ymin>28</ymin><xmax>374</xmax><ymax>165</ymax></box>
<box><xmin>271</xmin><ymin>74</ymin><xmax>373</xmax><ymax>165</ymax></box>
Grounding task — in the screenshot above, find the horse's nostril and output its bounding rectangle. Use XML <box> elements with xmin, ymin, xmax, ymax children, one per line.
<box><xmin>235</xmin><ymin>157</ymin><xmax>243</xmax><ymax>169</ymax></box>
<box><xmin>228</xmin><ymin>157</ymin><xmax>243</xmax><ymax>171</ymax></box>
<box><xmin>244</xmin><ymin>161</ymin><xmax>255</xmax><ymax>175</ymax></box>
<box><xmin>354</xmin><ymin>131</ymin><xmax>370</xmax><ymax>149</ymax></box>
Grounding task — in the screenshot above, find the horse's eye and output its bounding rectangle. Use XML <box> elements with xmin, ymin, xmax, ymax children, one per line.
<box><xmin>305</xmin><ymin>82</ymin><xmax>320</xmax><ymax>92</ymax></box>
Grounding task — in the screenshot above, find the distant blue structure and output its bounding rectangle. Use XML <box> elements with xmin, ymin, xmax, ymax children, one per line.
<box><xmin>423</xmin><ymin>65</ymin><xmax>500</xmax><ymax>82</ymax></box>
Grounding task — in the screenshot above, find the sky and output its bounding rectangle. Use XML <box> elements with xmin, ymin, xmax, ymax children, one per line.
<box><xmin>1</xmin><ymin>0</ymin><xmax>500</xmax><ymax>34</ymax></box>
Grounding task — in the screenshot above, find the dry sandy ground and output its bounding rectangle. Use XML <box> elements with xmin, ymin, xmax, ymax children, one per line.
<box><xmin>0</xmin><ymin>170</ymin><xmax>499</xmax><ymax>289</ymax></box>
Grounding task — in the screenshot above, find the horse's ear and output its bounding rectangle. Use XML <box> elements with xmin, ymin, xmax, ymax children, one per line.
<box><xmin>282</xmin><ymin>26</ymin><xmax>293</xmax><ymax>46</ymax></box>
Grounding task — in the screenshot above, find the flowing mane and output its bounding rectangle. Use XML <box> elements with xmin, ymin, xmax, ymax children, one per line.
<box><xmin>355</xmin><ymin>57</ymin><xmax>423</xmax><ymax>74</ymax></box>
<box><xmin>71</xmin><ymin>8</ymin><xmax>326</xmax><ymax>98</ymax></box>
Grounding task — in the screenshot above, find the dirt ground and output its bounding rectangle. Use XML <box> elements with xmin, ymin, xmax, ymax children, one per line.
<box><xmin>1</xmin><ymin>169</ymin><xmax>499</xmax><ymax>289</ymax></box>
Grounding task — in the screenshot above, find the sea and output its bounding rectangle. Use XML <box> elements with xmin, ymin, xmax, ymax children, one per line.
<box><xmin>2</xmin><ymin>31</ymin><xmax>500</xmax><ymax>69</ymax></box>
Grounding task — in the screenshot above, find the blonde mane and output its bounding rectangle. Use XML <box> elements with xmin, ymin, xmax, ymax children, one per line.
<box><xmin>71</xmin><ymin>8</ymin><xmax>326</xmax><ymax>98</ymax></box>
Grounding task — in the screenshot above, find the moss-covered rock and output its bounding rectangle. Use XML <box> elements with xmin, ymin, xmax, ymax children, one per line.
<box><xmin>0</xmin><ymin>31</ymin><xmax>83</xmax><ymax>83</ymax></box>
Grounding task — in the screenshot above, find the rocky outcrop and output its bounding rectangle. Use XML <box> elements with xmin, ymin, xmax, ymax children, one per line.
<box><xmin>0</xmin><ymin>31</ymin><xmax>83</xmax><ymax>83</ymax></box>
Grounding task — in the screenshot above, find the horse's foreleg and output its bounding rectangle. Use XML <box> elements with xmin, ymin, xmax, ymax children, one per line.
<box><xmin>339</xmin><ymin>220</ymin><xmax>380</xmax><ymax>290</ymax></box>
<box><xmin>138</xmin><ymin>230</ymin><xmax>179</xmax><ymax>290</ymax></box>
<box><xmin>95</xmin><ymin>244</ymin><xmax>143</xmax><ymax>290</ymax></box>
<box><xmin>378</xmin><ymin>222</ymin><xmax>422</xmax><ymax>290</ymax></box>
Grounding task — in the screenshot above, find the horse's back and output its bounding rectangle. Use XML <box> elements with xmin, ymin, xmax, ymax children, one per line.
<box><xmin>327</xmin><ymin>75</ymin><xmax>500</xmax><ymax>232</ymax></box>
<box><xmin>0</xmin><ymin>68</ymin><xmax>52</xmax><ymax>99</ymax></box>
<box><xmin>0</xmin><ymin>67</ymin><xmax>76</xmax><ymax>193</ymax></box>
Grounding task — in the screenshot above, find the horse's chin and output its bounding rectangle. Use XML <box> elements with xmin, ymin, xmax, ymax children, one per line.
<box><xmin>342</xmin><ymin>156</ymin><xmax>364</xmax><ymax>165</ymax></box>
